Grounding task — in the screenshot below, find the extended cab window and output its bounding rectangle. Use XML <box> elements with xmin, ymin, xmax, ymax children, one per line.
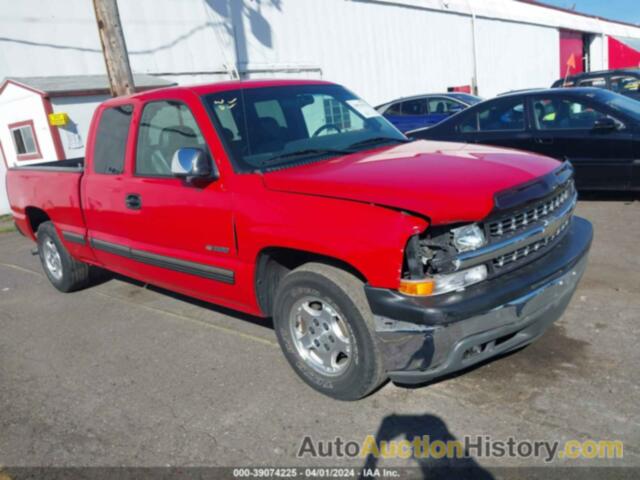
<box><xmin>460</xmin><ymin>99</ymin><xmax>525</xmax><ymax>132</ymax></box>
<box><xmin>93</xmin><ymin>105</ymin><xmax>133</xmax><ymax>174</ymax></box>
<box><xmin>136</xmin><ymin>101</ymin><xmax>207</xmax><ymax>176</ymax></box>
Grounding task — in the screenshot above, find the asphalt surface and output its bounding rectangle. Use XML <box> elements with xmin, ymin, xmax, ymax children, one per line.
<box><xmin>0</xmin><ymin>198</ymin><xmax>639</xmax><ymax>476</ymax></box>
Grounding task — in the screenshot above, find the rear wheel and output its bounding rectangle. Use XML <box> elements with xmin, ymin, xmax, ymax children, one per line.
<box><xmin>273</xmin><ymin>263</ymin><xmax>387</xmax><ymax>400</ymax></box>
<box><xmin>37</xmin><ymin>221</ymin><xmax>90</xmax><ymax>292</ymax></box>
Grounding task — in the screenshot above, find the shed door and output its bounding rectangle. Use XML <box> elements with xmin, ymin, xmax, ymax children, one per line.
<box><xmin>560</xmin><ymin>30</ymin><xmax>584</xmax><ymax>78</ymax></box>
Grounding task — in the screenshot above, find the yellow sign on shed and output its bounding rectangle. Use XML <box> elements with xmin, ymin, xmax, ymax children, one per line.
<box><xmin>48</xmin><ymin>112</ymin><xmax>69</xmax><ymax>126</ymax></box>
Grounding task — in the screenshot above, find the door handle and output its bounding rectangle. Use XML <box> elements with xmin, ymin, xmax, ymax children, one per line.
<box><xmin>534</xmin><ymin>138</ymin><xmax>554</xmax><ymax>145</ymax></box>
<box><xmin>125</xmin><ymin>193</ymin><xmax>142</xmax><ymax>210</ymax></box>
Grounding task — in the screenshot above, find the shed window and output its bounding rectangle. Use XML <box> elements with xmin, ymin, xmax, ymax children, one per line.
<box><xmin>9</xmin><ymin>122</ymin><xmax>41</xmax><ymax>160</ymax></box>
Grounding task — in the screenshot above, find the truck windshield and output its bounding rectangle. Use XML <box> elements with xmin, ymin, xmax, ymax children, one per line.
<box><xmin>202</xmin><ymin>84</ymin><xmax>407</xmax><ymax>172</ymax></box>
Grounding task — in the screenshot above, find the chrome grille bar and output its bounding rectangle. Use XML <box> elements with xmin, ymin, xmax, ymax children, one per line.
<box><xmin>493</xmin><ymin>215</ymin><xmax>572</xmax><ymax>269</ymax></box>
<box><xmin>488</xmin><ymin>181</ymin><xmax>574</xmax><ymax>238</ymax></box>
<box><xmin>454</xmin><ymin>193</ymin><xmax>577</xmax><ymax>271</ymax></box>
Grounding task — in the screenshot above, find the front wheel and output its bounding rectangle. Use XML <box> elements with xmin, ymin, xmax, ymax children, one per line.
<box><xmin>273</xmin><ymin>263</ymin><xmax>387</xmax><ymax>400</ymax></box>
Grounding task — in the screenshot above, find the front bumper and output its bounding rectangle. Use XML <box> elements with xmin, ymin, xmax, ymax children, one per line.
<box><xmin>366</xmin><ymin>216</ymin><xmax>593</xmax><ymax>385</ymax></box>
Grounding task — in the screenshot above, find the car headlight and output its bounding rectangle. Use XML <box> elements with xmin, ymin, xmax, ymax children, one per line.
<box><xmin>399</xmin><ymin>265</ymin><xmax>488</xmax><ymax>296</ymax></box>
<box><xmin>451</xmin><ymin>223</ymin><xmax>486</xmax><ymax>252</ymax></box>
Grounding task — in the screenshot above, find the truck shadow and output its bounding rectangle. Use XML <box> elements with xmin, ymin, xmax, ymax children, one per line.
<box><xmin>360</xmin><ymin>413</ymin><xmax>494</xmax><ymax>479</ymax></box>
<box><xmin>99</xmin><ymin>272</ymin><xmax>274</xmax><ymax>330</ymax></box>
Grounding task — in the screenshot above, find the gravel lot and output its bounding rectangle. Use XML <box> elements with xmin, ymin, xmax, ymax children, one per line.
<box><xmin>0</xmin><ymin>198</ymin><xmax>638</xmax><ymax>477</ymax></box>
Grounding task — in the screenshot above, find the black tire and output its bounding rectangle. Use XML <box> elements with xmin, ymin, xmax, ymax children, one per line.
<box><xmin>37</xmin><ymin>221</ymin><xmax>90</xmax><ymax>292</ymax></box>
<box><xmin>273</xmin><ymin>263</ymin><xmax>387</xmax><ymax>400</ymax></box>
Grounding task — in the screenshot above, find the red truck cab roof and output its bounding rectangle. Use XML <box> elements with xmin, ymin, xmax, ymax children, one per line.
<box><xmin>101</xmin><ymin>79</ymin><xmax>334</xmax><ymax>107</ymax></box>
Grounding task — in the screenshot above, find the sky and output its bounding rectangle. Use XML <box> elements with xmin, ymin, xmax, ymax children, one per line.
<box><xmin>537</xmin><ymin>0</ymin><xmax>640</xmax><ymax>25</ymax></box>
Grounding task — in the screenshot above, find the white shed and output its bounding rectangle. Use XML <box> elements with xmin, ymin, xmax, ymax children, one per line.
<box><xmin>0</xmin><ymin>74</ymin><xmax>175</xmax><ymax>166</ymax></box>
<box><xmin>0</xmin><ymin>74</ymin><xmax>174</xmax><ymax>214</ymax></box>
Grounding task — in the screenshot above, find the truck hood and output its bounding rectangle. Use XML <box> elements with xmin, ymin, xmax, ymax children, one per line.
<box><xmin>261</xmin><ymin>140</ymin><xmax>561</xmax><ymax>224</ymax></box>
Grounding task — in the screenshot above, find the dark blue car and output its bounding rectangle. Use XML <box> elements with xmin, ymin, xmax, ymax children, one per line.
<box><xmin>376</xmin><ymin>93</ymin><xmax>482</xmax><ymax>132</ymax></box>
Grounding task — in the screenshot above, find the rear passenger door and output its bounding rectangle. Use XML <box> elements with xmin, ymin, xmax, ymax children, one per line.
<box><xmin>82</xmin><ymin>103</ymin><xmax>137</xmax><ymax>271</ymax></box>
<box><xmin>529</xmin><ymin>95</ymin><xmax>634</xmax><ymax>190</ymax></box>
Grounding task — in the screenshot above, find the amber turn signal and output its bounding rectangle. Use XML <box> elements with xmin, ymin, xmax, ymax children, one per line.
<box><xmin>398</xmin><ymin>278</ymin><xmax>435</xmax><ymax>296</ymax></box>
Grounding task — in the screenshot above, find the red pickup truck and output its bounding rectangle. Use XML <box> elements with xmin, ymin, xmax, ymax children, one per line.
<box><xmin>7</xmin><ymin>80</ymin><xmax>592</xmax><ymax>400</ymax></box>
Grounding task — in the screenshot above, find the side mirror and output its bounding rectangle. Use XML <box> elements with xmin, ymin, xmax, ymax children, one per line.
<box><xmin>592</xmin><ymin>117</ymin><xmax>618</xmax><ymax>132</ymax></box>
<box><xmin>171</xmin><ymin>148</ymin><xmax>216</xmax><ymax>179</ymax></box>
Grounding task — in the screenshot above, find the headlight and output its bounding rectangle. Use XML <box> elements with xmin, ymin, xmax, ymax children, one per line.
<box><xmin>451</xmin><ymin>223</ymin><xmax>486</xmax><ymax>253</ymax></box>
<box><xmin>399</xmin><ymin>265</ymin><xmax>488</xmax><ymax>296</ymax></box>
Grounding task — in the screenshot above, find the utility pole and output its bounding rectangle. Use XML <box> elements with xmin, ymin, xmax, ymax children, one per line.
<box><xmin>92</xmin><ymin>0</ymin><xmax>135</xmax><ymax>96</ymax></box>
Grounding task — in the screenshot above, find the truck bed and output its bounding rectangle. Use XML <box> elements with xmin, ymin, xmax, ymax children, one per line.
<box><xmin>7</xmin><ymin>158</ymin><xmax>86</xmax><ymax>240</ymax></box>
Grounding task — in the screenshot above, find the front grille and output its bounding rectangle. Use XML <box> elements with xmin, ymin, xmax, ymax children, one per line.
<box><xmin>429</xmin><ymin>164</ymin><xmax>578</xmax><ymax>286</ymax></box>
<box><xmin>492</xmin><ymin>215</ymin><xmax>572</xmax><ymax>270</ymax></box>
<box><xmin>448</xmin><ymin>176</ymin><xmax>578</xmax><ymax>278</ymax></box>
<box><xmin>488</xmin><ymin>180</ymin><xmax>574</xmax><ymax>238</ymax></box>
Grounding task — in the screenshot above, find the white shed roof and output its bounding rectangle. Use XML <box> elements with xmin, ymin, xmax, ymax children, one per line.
<box><xmin>2</xmin><ymin>74</ymin><xmax>175</xmax><ymax>97</ymax></box>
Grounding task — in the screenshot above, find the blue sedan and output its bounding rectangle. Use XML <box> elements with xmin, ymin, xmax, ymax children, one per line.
<box><xmin>376</xmin><ymin>93</ymin><xmax>482</xmax><ymax>133</ymax></box>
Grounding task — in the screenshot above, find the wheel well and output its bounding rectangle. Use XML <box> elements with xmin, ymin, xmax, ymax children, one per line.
<box><xmin>24</xmin><ymin>207</ymin><xmax>50</xmax><ymax>236</ymax></box>
<box><xmin>255</xmin><ymin>247</ymin><xmax>367</xmax><ymax>317</ymax></box>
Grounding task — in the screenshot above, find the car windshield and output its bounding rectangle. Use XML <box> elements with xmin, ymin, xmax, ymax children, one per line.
<box><xmin>599</xmin><ymin>91</ymin><xmax>640</xmax><ymax>122</ymax></box>
<box><xmin>202</xmin><ymin>84</ymin><xmax>407</xmax><ymax>172</ymax></box>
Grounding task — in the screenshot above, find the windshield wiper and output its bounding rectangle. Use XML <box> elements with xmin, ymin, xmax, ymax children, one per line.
<box><xmin>261</xmin><ymin>148</ymin><xmax>353</xmax><ymax>167</ymax></box>
<box><xmin>346</xmin><ymin>137</ymin><xmax>410</xmax><ymax>150</ymax></box>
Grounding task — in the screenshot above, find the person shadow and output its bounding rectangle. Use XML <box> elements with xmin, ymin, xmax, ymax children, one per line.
<box><xmin>360</xmin><ymin>413</ymin><xmax>494</xmax><ymax>479</ymax></box>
